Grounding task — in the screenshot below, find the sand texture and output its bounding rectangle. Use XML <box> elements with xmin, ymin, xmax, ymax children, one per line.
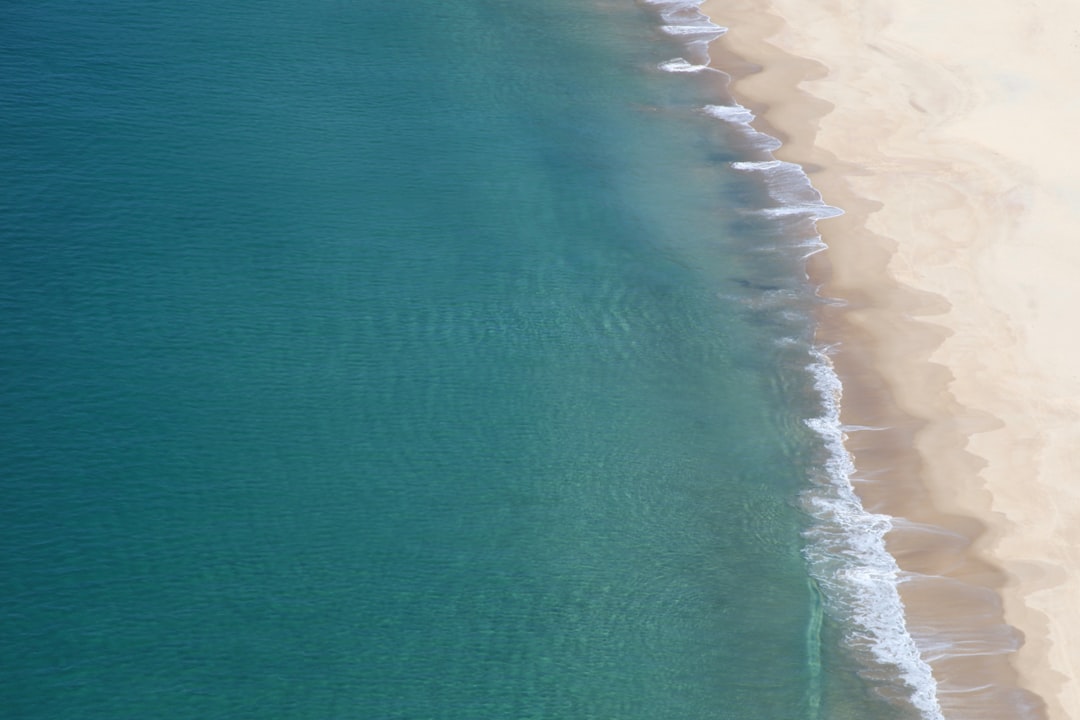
<box><xmin>700</xmin><ymin>0</ymin><xmax>1080</xmax><ymax>717</ymax></box>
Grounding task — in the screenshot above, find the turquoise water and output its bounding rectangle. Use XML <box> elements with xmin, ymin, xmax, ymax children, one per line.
<box><xmin>1</xmin><ymin>1</ymin><xmax>911</xmax><ymax>718</ymax></box>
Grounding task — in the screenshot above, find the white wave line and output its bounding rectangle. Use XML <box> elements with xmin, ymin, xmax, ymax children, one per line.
<box><xmin>804</xmin><ymin>348</ymin><xmax>945</xmax><ymax>720</ymax></box>
<box><xmin>649</xmin><ymin>4</ymin><xmax>946</xmax><ymax>714</ymax></box>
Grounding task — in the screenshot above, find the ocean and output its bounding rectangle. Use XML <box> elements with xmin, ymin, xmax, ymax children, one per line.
<box><xmin>1</xmin><ymin>1</ymin><xmax>929</xmax><ymax>718</ymax></box>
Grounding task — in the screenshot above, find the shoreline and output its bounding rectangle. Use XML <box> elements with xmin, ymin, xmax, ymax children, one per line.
<box><xmin>696</xmin><ymin>0</ymin><xmax>1080</xmax><ymax>717</ymax></box>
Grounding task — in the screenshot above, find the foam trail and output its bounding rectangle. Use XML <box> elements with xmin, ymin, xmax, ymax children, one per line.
<box><xmin>645</xmin><ymin>0</ymin><xmax>727</xmax><ymax>66</ymax></box>
<box><xmin>649</xmin><ymin>3</ymin><xmax>947</xmax><ymax>718</ymax></box>
<box><xmin>659</xmin><ymin>24</ymin><xmax>722</xmax><ymax>36</ymax></box>
<box><xmin>702</xmin><ymin>108</ymin><xmax>843</xmax><ymax>222</ymax></box>
<box><xmin>802</xmin><ymin>348</ymin><xmax>945</xmax><ymax>720</ymax></box>
<box><xmin>658</xmin><ymin>58</ymin><xmax>715</xmax><ymax>73</ymax></box>
<box><xmin>702</xmin><ymin>104</ymin><xmax>781</xmax><ymax>151</ymax></box>
<box><xmin>841</xmin><ymin>424</ymin><xmax>889</xmax><ymax>433</ymax></box>
<box><xmin>732</xmin><ymin>157</ymin><xmax>842</xmax><ymax>221</ymax></box>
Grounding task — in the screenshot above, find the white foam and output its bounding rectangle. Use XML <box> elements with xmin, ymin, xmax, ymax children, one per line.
<box><xmin>642</xmin><ymin>0</ymin><xmax>727</xmax><ymax>64</ymax></box>
<box><xmin>701</xmin><ymin>103</ymin><xmax>754</xmax><ymax>124</ymax></box>
<box><xmin>802</xmin><ymin>349</ymin><xmax>945</xmax><ymax>720</ymax></box>
<box><xmin>642</xmin><ymin>0</ymin><xmax>722</xmax><ymax>24</ymax></box>
<box><xmin>760</xmin><ymin>204</ymin><xmax>844</xmax><ymax>220</ymax></box>
<box><xmin>730</xmin><ymin>159</ymin><xmax>781</xmax><ymax>171</ymax></box>
<box><xmin>659</xmin><ymin>24</ymin><xmax>726</xmax><ymax>37</ymax></box>
<box><xmin>840</xmin><ymin>424</ymin><xmax>889</xmax><ymax>433</ymax></box>
<box><xmin>797</xmin><ymin>238</ymin><xmax>829</xmax><ymax>260</ymax></box>
<box><xmin>702</xmin><ymin>107</ymin><xmax>842</xmax><ymax>220</ymax></box>
<box><xmin>658</xmin><ymin>57</ymin><xmax>713</xmax><ymax>73</ymax></box>
<box><xmin>641</xmin><ymin>0</ymin><xmax>702</xmax><ymax>8</ymax></box>
<box><xmin>731</xmin><ymin>160</ymin><xmax>843</xmax><ymax>220</ymax></box>
<box><xmin>650</xmin><ymin>6</ymin><xmax>946</xmax><ymax>715</ymax></box>
<box><xmin>702</xmin><ymin>104</ymin><xmax>783</xmax><ymax>152</ymax></box>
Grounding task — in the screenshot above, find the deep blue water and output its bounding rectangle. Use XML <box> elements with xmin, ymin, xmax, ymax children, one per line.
<box><xmin>1</xmin><ymin>1</ymin><xmax>909</xmax><ymax>718</ymax></box>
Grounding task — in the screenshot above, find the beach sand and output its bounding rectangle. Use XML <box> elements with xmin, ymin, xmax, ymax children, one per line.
<box><xmin>699</xmin><ymin>0</ymin><xmax>1080</xmax><ymax>717</ymax></box>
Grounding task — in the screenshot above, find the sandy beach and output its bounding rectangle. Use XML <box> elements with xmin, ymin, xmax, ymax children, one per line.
<box><xmin>699</xmin><ymin>0</ymin><xmax>1080</xmax><ymax>717</ymax></box>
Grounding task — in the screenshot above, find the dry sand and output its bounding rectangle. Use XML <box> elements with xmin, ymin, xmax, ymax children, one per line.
<box><xmin>698</xmin><ymin>0</ymin><xmax>1080</xmax><ymax>717</ymax></box>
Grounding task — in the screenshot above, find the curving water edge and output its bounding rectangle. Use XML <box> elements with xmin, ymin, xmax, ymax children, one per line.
<box><xmin>643</xmin><ymin>1</ymin><xmax>946</xmax><ymax>718</ymax></box>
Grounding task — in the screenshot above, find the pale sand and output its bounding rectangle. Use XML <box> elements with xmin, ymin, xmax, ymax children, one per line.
<box><xmin>698</xmin><ymin>0</ymin><xmax>1080</xmax><ymax>717</ymax></box>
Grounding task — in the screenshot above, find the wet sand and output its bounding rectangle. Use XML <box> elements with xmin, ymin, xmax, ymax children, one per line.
<box><xmin>700</xmin><ymin>0</ymin><xmax>1080</xmax><ymax>717</ymax></box>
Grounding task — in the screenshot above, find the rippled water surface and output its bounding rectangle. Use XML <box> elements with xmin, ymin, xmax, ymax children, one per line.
<box><xmin>0</xmin><ymin>1</ymin><xmax>911</xmax><ymax>718</ymax></box>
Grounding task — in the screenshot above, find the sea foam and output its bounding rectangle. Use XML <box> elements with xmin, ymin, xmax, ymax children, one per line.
<box><xmin>657</xmin><ymin>58</ymin><xmax>714</xmax><ymax>73</ymax></box>
<box><xmin>702</xmin><ymin>104</ymin><xmax>781</xmax><ymax>151</ymax></box>
<box><xmin>731</xmin><ymin>155</ymin><xmax>841</xmax><ymax>221</ymax></box>
<box><xmin>803</xmin><ymin>348</ymin><xmax>945</xmax><ymax>720</ymax></box>
<box><xmin>651</xmin><ymin>3</ymin><xmax>948</xmax><ymax>718</ymax></box>
<box><xmin>645</xmin><ymin>0</ymin><xmax>726</xmax><ymax>67</ymax></box>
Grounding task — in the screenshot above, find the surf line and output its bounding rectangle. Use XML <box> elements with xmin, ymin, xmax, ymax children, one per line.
<box><xmin>643</xmin><ymin>1</ymin><xmax>946</xmax><ymax>718</ymax></box>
